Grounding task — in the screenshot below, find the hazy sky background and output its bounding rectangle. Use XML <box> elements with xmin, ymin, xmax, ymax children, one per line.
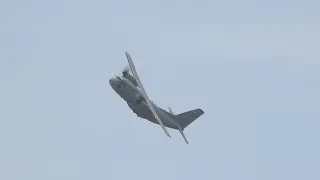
<box><xmin>1</xmin><ymin>0</ymin><xmax>319</xmax><ymax>179</ymax></box>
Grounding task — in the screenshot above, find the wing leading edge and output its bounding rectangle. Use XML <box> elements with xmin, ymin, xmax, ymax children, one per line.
<box><xmin>124</xmin><ymin>52</ymin><xmax>171</xmax><ymax>138</ymax></box>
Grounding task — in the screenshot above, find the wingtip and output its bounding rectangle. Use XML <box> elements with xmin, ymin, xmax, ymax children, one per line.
<box><xmin>125</xmin><ymin>52</ymin><xmax>132</xmax><ymax>61</ymax></box>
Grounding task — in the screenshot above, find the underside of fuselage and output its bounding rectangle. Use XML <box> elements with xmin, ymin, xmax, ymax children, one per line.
<box><xmin>109</xmin><ymin>77</ymin><xmax>178</xmax><ymax>129</ymax></box>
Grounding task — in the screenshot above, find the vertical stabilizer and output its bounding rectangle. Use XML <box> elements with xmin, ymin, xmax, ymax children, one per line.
<box><xmin>175</xmin><ymin>109</ymin><xmax>204</xmax><ymax>129</ymax></box>
<box><xmin>173</xmin><ymin>108</ymin><xmax>204</xmax><ymax>144</ymax></box>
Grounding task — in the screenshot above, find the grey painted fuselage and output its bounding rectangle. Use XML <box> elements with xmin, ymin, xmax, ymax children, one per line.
<box><xmin>109</xmin><ymin>76</ymin><xmax>179</xmax><ymax>129</ymax></box>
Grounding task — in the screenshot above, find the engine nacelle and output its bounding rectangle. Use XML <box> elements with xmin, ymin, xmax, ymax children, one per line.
<box><xmin>127</xmin><ymin>94</ymin><xmax>144</xmax><ymax>115</ymax></box>
<box><xmin>135</xmin><ymin>93</ymin><xmax>144</xmax><ymax>104</ymax></box>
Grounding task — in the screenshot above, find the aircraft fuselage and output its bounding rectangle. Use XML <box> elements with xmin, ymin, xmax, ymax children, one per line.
<box><xmin>109</xmin><ymin>76</ymin><xmax>178</xmax><ymax>129</ymax></box>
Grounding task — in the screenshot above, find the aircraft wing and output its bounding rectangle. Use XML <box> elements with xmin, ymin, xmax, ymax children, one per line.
<box><xmin>125</xmin><ymin>52</ymin><xmax>171</xmax><ymax>138</ymax></box>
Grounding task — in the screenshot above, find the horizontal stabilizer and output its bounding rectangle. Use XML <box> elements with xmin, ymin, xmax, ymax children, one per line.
<box><xmin>168</xmin><ymin>107</ymin><xmax>174</xmax><ymax>114</ymax></box>
<box><xmin>179</xmin><ymin>128</ymin><xmax>189</xmax><ymax>144</ymax></box>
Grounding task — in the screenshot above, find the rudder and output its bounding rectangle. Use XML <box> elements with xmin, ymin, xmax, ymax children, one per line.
<box><xmin>175</xmin><ymin>109</ymin><xmax>204</xmax><ymax>129</ymax></box>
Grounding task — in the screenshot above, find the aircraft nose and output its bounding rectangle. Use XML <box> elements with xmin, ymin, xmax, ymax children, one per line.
<box><xmin>109</xmin><ymin>77</ymin><xmax>117</xmax><ymax>87</ymax></box>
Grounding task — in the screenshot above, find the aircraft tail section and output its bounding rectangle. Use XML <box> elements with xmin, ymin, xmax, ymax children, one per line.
<box><xmin>174</xmin><ymin>109</ymin><xmax>204</xmax><ymax>129</ymax></box>
<box><xmin>158</xmin><ymin>107</ymin><xmax>204</xmax><ymax>144</ymax></box>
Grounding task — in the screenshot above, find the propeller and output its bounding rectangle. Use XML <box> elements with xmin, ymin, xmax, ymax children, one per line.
<box><xmin>115</xmin><ymin>66</ymin><xmax>130</xmax><ymax>80</ymax></box>
<box><xmin>120</xmin><ymin>65</ymin><xmax>138</xmax><ymax>87</ymax></box>
<box><xmin>122</xmin><ymin>65</ymin><xmax>131</xmax><ymax>76</ymax></box>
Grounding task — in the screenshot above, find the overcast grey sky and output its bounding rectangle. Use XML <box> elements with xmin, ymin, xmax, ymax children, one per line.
<box><xmin>1</xmin><ymin>0</ymin><xmax>319</xmax><ymax>179</ymax></box>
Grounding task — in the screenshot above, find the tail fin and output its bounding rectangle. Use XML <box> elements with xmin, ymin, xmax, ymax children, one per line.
<box><xmin>175</xmin><ymin>109</ymin><xmax>204</xmax><ymax>129</ymax></box>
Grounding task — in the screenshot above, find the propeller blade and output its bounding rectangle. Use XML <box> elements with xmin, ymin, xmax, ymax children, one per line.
<box><xmin>122</xmin><ymin>65</ymin><xmax>130</xmax><ymax>76</ymax></box>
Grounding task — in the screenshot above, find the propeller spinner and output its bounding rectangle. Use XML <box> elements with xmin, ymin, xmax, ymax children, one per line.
<box><xmin>122</xmin><ymin>65</ymin><xmax>131</xmax><ymax>76</ymax></box>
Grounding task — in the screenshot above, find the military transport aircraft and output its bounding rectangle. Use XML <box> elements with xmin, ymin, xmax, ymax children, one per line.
<box><xmin>109</xmin><ymin>52</ymin><xmax>204</xmax><ymax>144</ymax></box>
